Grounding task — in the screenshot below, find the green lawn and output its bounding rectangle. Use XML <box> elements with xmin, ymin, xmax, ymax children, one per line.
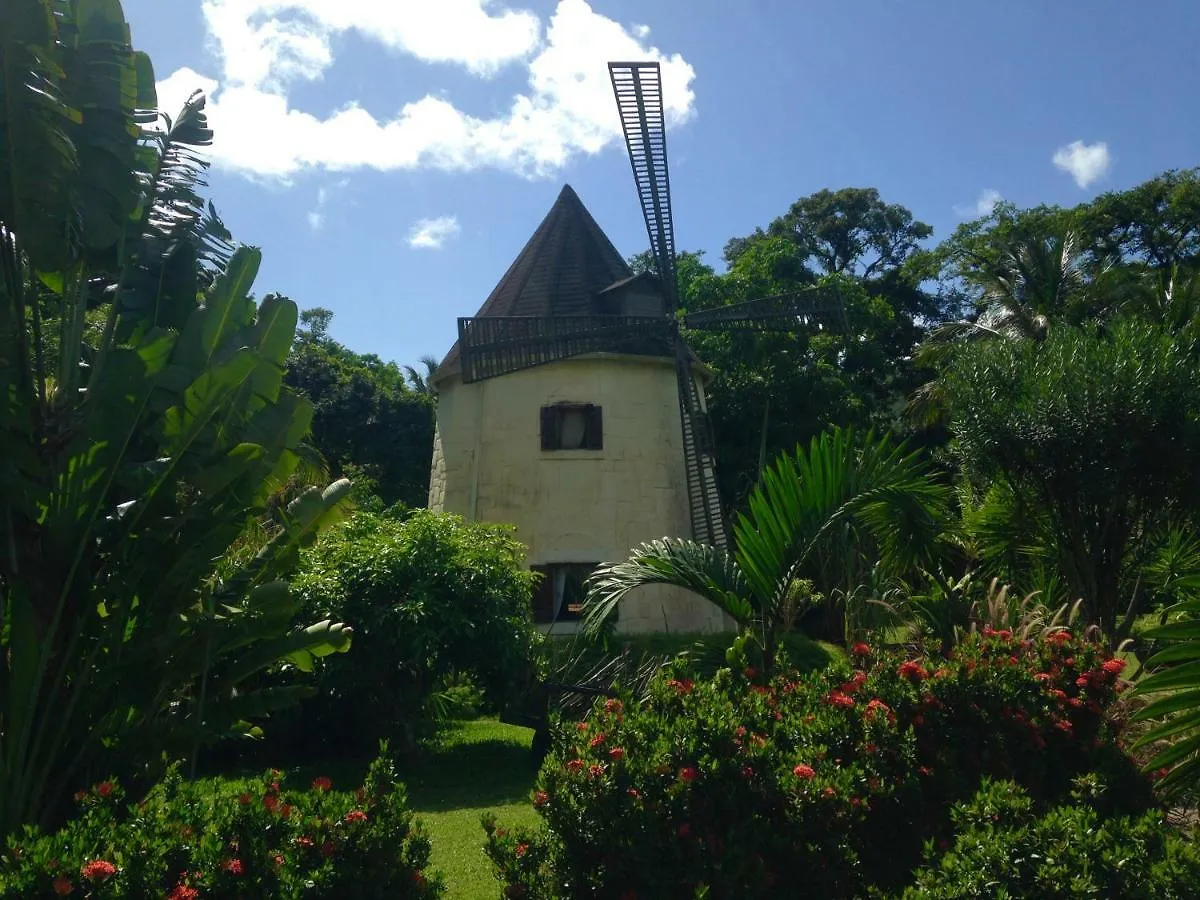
<box><xmin>200</xmin><ymin>718</ymin><xmax>540</xmax><ymax>898</ymax></box>
<box><xmin>402</xmin><ymin>719</ymin><xmax>541</xmax><ymax>899</ymax></box>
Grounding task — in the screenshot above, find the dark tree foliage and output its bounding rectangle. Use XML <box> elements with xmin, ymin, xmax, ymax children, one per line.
<box><xmin>285</xmin><ymin>308</ymin><xmax>435</xmax><ymax>508</ymax></box>
<box><xmin>634</xmin><ymin>187</ymin><xmax>943</xmax><ymax>510</ymax></box>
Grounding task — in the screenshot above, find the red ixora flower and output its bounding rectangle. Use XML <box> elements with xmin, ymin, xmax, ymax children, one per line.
<box><xmin>263</xmin><ymin>794</ymin><xmax>279</xmax><ymax>812</ymax></box>
<box><xmin>1102</xmin><ymin>657</ymin><xmax>1127</xmax><ymax>675</ymax></box>
<box><xmin>826</xmin><ymin>690</ymin><xmax>855</xmax><ymax>709</ymax></box>
<box><xmin>238</xmin><ymin>792</ymin><xmax>252</xmax><ymax>806</ymax></box>
<box><xmin>589</xmin><ymin>732</ymin><xmax>606</xmax><ymax>749</ymax></box>
<box><xmin>850</xmin><ymin>642</ymin><xmax>872</xmax><ymax>657</ymax></box>
<box><xmin>792</xmin><ymin>763</ymin><xmax>816</xmax><ymax>779</ymax></box>
<box><xmin>221</xmin><ymin>859</ymin><xmax>244</xmax><ymax>876</ymax></box>
<box><xmin>94</xmin><ymin>782</ymin><xmax>114</xmax><ymax>798</ymax></box>
<box><xmin>344</xmin><ymin>809</ymin><xmax>368</xmax><ymax>823</ymax></box>
<box><xmin>679</xmin><ymin>766</ymin><xmax>699</xmax><ymax>783</ymax></box>
<box><xmin>296</xmin><ymin>835</ymin><xmax>315</xmax><ymax>848</ymax></box>
<box><xmin>626</xmin><ymin>788</ymin><xmax>642</xmax><ymax>800</ymax></box>
<box><xmin>588</xmin><ymin>763</ymin><xmax>606</xmax><ymax>779</ymax></box>
<box><xmin>166</xmin><ymin>885</ymin><xmax>198</xmax><ymax>900</ymax></box>
<box><xmin>1046</xmin><ymin>630</ymin><xmax>1072</xmax><ymax>645</ymax></box>
<box><xmin>52</xmin><ymin>876</ymin><xmax>73</xmax><ymax>896</ymax></box>
<box><xmin>311</xmin><ymin>776</ymin><xmax>332</xmax><ymax>791</ymax></box>
<box><xmin>80</xmin><ymin>860</ymin><xmax>116</xmax><ymax>882</ymax></box>
<box><xmin>604</xmin><ymin>698</ymin><xmax>623</xmax><ymax>714</ymax></box>
<box><xmin>515</xmin><ymin>843</ymin><xmax>529</xmax><ymax>859</ymax></box>
<box><xmin>565</xmin><ymin>759</ymin><xmax>585</xmax><ymax>773</ymax></box>
<box><xmin>898</xmin><ymin>660</ymin><xmax>929</xmax><ymax>681</ymax></box>
<box><xmin>667</xmin><ymin>678</ymin><xmax>694</xmax><ymax>695</ymax></box>
<box><xmin>533</xmin><ymin>790</ymin><xmax>549</xmax><ymax>807</ymax></box>
<box><xmin>608</xmin><ymin>747</ymin><xmax>626</xmax><ymax>761</ymax></box>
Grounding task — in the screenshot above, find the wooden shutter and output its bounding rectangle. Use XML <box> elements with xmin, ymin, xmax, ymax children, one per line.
<box><xmin>540</xmin><ymin>406</ymin><xmax>558</xmax><ymax>451</ymax></box>
<box><xmin>585</xmin><ymin>405</ymin><xmax>603</xmax><ymax>450</ymax></box>
<box><xmin>530</xmin><ymin>565</ymin><xmax>555</xmax><ymax>622</ymax></box>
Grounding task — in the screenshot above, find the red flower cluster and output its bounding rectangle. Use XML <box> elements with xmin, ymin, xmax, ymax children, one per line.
<box><xmin>52</xmin><ymin>876</ymin><xmax>73</xmax><ymax>896</ymax></box>
<box><xmin>679</xmin><ymin>766</ymin><xmax>699</xmax><ymax>783</ymax></box>
<box><xmin>80</xmin><ymin>860</ymin><xmax>116</xmax><ymax>882</ymax></box>
<box><xmin>311</xmin><ymin>775</ymin><xmax>333</xmax><ymax>791</ymax></box>
<box><xmin>792</xmin><ymin>763</ymin><xmax>816</xmax><ymax>779</ymax></box>
<box><xmin>667</xmin><ymin>678</ymin><xmax>695</xmax><ymax>695</ymax></box>
<box><xmin>221</xmin><ymin>858</ymin><xmax>244</xmax><ymax>876</ymax></box>
<box><xmin>344</xmin><ymin>809</ymin><xmax>369</xmax><ymax>823</ymax></box>
<box><xmin>850</xmin><ymin>642</ymin><xmax>872</xmax><ymax>657</ymax></box>
<box><xmin>826</xmin><ymin>690</ymin><xmax>855</xmax><ymax>708</ymax></box>
<box><xmin>898</xmin><ymin>660</ymin><xmax>929</xmax><ymax>681</ymax></box>
<box><xmin>95</xmin><ymin>782</ymin><xmax>114</xmax><ymax>798</ymax></box>
<box><xmin>167</xmin><ymin>885</ymin><xmax>199</xmax><ymax>900</ymax></box>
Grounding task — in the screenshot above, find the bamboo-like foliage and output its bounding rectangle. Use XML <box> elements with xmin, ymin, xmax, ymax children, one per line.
<box><xmin>0</xmin><ymin>0</ymin><xmax>351</xmax><ymax>835</ymax></box>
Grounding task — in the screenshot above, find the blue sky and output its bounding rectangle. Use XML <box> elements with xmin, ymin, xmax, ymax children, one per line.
<box><xmin>122</xmin><ymin>0</ymin><xmax>1200</xmax><ymax>371</ymax></box>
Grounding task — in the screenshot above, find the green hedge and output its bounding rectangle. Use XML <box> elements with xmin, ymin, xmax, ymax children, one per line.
<box><xmin>0</xmin><ymin>752</ymin><xmax>440</xmax><ymax>899</ymax></box>
<box><xmin>485</xmin><ymin>630</ymin><xmax>1152</xmax><ymax>898</ymax></box>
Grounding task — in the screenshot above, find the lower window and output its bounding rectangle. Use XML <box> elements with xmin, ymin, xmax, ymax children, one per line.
<box><xmin>530</xmin><ymin>562</ymin><xmax>607</xmax><ymax>624</ymax></box>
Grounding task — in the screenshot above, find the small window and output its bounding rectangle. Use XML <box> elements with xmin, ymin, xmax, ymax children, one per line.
<box><xmin>540</xmin><ymin>403</ymin><xmax>602</xmax><ymax>451</ymax></box>
<box><xmin>531</xmin><ymin>563</ymin><xmax>606</xmax><ymax>624</ymax></box>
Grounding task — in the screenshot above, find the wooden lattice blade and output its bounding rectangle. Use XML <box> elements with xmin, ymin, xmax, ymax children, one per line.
<box><xmin>609</xmin><ymin>61</ymin><xmax>678</xmax><ymax>310</ymax></box>
<box><xmin>682</xmin><ymin>285</ymin><xmax>848</xmax><ymax>333</ymax></box>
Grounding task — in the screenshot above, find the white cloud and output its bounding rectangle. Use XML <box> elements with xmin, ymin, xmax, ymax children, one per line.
<box><xmin>954</xmin><ymin>188</ymin><xmax>1003</xmax><ymax>218</ymax></box>
<box><xmin>1052</xmin><ymin>140</ymin><xmax>1111</xmax><ymax>188</ymax></box>
<box><xmin>156</xmin><ymin>1</ymin><xmax>695</xmax><ymax>180</ymax></box>
<box><xmin>307</xmin><ymin>186</ymin><xmax>328</xmax><ymax>230</ymax></box>
<box><xmin>408</xmin><ymin>215</ymin><xmax>461</xmax><ymax>249</ymax></box>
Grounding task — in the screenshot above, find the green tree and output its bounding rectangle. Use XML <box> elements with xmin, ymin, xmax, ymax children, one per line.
<box><xmin>0</xmin><ymin>1</ymin><xmax>350</xmax><ymax>834</ymax></box>
<box><xmin>288</xmin><ymin>509</ymin><xmax>539</xmax><ymax>755</ymax></box>
<box><xmin>585</xmin><ymin>428</ymin><xmax>950</xmax><ymax>657</ymax></box>
<box><xmin>642</xmin><ymin>188</ymin><xmax>942</xmax><ymax>509</ymax></box>
<box><xmin>286</xmin><ymin>310</ymin><xmax>435</xmax><ymax>507</ymax></box>
<box><xmin>943</xmin><ymin>320</ymin><xmax>1200</xmax><ymax>640</ymax></box>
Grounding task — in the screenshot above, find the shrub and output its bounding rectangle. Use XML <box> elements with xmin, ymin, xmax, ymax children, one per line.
<box><xmin>285</xmin><ymin>509</ymin><xmax>540</xmax><ymax>756</ymax></box>
<box><xmin>899</xmin><ymin>778</ymin><xmax>1200</xmax><ymax>898</ymax></box>
<box><xmin>0</xmin><ymin>750</ymin><xmax>441</xmax><ymax>899</ymax></box>
<box><xmin>484</xmin><ymin>630</ymin><xmax>1151</xmax><ymax>898</ymax></box>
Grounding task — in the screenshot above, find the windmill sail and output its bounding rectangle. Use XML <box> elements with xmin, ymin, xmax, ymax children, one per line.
<box><xmin>609</xmin><ymin>62</ymin><xmax>678</xmax><ymax>309</ymax></box>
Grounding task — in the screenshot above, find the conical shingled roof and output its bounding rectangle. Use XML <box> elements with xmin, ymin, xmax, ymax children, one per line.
<box><xmin>434</xmin><ymin>184</ymin><xmax>636</xmax><ymax>381</ymax></box>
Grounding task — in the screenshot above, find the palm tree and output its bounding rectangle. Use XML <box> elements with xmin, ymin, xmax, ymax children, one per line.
<box><xmin>403</xmin><ymin>354</ymin><xmax>441</xmax><ymax>395</ymax></box>
<box><xmin>583</xmin><ymin>428</ymin><xmax>950</xmax><ymax>668</ymax></box>
<box><xmin>907</xmin><ymin>232</ymin><xmax>1089</xmax><ymax>427</ymax></box>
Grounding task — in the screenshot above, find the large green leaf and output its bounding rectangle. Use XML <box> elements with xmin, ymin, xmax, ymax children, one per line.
<box><xmin>584</xmin><ymin>538</ymin><xmax>752</xmax><ymax>632</ymax></box>
<box><xmin>0</xmin><ymin>0</ymin><xmax>80</xmax><ymax>270</ymax></box>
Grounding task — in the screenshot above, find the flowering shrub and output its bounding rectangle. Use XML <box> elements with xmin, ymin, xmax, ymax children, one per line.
<box><xmin>484</xmin><ymin>630</ymin><xmax>1152</xmax><ymax>899</ymax></box>
<box><xmin>899</xmin><ymin>777</ymin><xmax>1200</xmax><ymax>898</ymax></box>
<box><xmin>0</xmin><ymin>752</ymin><xmax>442</xmax><ymax>898</ymax></box>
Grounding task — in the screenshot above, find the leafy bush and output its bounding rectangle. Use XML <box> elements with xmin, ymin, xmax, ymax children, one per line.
<box><xmin>0</xmin><ymin>750</ymin><xmax>441</xmax><ymax>899</ymax></box>
<box><xmin>285</xmin><ymin>509</ymin><xmax>540</xmax><ymax>756</ymax></box>
<box><xmin>484</xmin><ymin>630</ymin><xmax>1151</xmax><ymax>898</ymax></box>
<box><xmin>899</xmin><ymin>778</ymin><xmax>1200</xmax><ymax>898</ymax></box>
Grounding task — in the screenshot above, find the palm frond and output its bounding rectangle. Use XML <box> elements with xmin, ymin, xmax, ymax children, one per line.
<box><xmin>583</xmin><ymin>537</ymin><xmax>751</xmax><ymax>633</ymax></box>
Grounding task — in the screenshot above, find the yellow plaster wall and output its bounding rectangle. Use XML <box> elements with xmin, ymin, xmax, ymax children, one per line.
<box><xmin>428</xmin><ymin>354</ymin><xmax>728</xmax><ymax>634</ymax></box>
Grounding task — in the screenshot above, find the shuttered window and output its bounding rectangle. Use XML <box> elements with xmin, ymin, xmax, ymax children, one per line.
<box><xmin>529</xmin><ymin>563</ymin><xmax>605</xmax><ymax>624</ymax></box>
<box><xmin>540</xmin><ymin>403</ymin><xmax>602</xmax><ymax>451</ymax></box>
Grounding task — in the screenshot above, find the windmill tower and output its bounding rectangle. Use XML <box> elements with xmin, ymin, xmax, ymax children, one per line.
<box><xmin>428</xmin><ymin>63</ymin><xmax>845</xmax><ymax>634</ymax></box>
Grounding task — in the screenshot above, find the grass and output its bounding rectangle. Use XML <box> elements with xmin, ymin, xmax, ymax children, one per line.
<box><xmin>402</xmin><ymin>719</ymin><xmax>540</xmax><ymax>899</ymax></box>
<box><xmin>222</xmin><ymin>718</ymin><xmax>540</xmax><ymax>899</ymax></box>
